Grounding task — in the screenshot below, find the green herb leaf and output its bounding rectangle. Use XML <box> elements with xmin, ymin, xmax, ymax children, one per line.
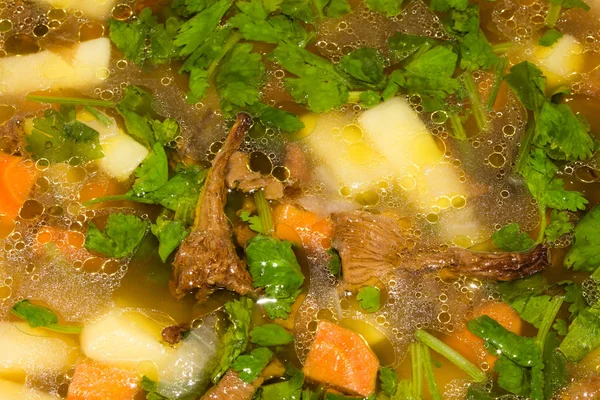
<box><xmin>539</xmin><ymin>29</ymin><xmax>563</xmax><ymax>46</ymax></box>
<box><xmin>27</xmin><ymin>106</ymin><xmax>104</xmax><ymax>163</ymax></box>
<box><xmin>246</xmin><ymin>102</ymin><xmax>305</xmax><ymax>133</ymax></box>
<box><xmin>211</xmin><ymin>297</ymin><xmax>254</xmax><ymax>383</ymax></box>
<box><xmin>564</xmin><ymin>282</ymin><xmax>586</xmax><ymax>320</ymax></box>
<box><xmin>379</xmin><ymin>367</ymin><xmax>399</xmax><ymax>397</ymax></box>
<box><xmin>10</xmin><ymin>300</ymin><xmax>82</xmax><ymax>334</ymax></box>
<box><xmin>364</xmin><ymin>0</ymin><xmax>403</xmax><ymax>17</ymax></box>
<box><xmin>493</xmin><ymin>356</ymin><xmax>528</xmax><ymax>395</ymax></box>
<box><xmin>259</xmin><ymin>366</ymin><xmax>305</xmax><ymax>400</ymax></box>
<box><xmin>457</xmin><ymin>31</ymin><xmax>498</xmax><ymax>72</ymax></box>
<box><xmin>559</xmin><ymin>304</ymin><xmax>600</xmax><ymax>361</ymax></box>
<box><xmin>241</xmin><ymin>211</ymin><xmax>264</xmax><ymax>234</ymax></box>
<box><xmin>565</xmin><ymin>204</ymin><xmax>600</xmax><ymax>272</ymax></box>
<box><xmin>492</xmin><ymin>223</ymin><xmax>535</xmax><ymax>251</ymax></box>
<box><xmin>132</xmin><ymin>143</ymin><xmax>169</xmax><ymax>196</ymax></box>
<box><xmin>327</xmin><ymin>248</ymin><xmax>342</xmax><ymax>277</ymax></box>
<box><xmin>85</xmin><ymin>213</ymin><xmax>149</xmax><ymax>258</ymax></box>
<box><xmin>140</xmin><ymin>376</ymin><xmax>169</xmax><ymax>400</ymax></box>
<box><xmin>543</xmin><ymin>332</ymin><xmax>568</xmax><ymax>398</ymax></box>
<box><xmin>232</xmin><ymin>347</ymin><xmax>274</xmax><ymax>383</ymax></box>
<box><xmin>151</xmin><ymin>216</ymin><xmax>190</xmax><ymax>263</ymax></box>
<box><xmin>545</xmin><ymin>210</ymin><xmax>574</xmax><ymax>242</ymax></box>
<box><xmin>357</xmin><ymin>286</ymin><xmax>381</xmax><ymax>313</ymax></box>
<box><xmin>430</xmin><ymin>0</ymin><xmax>468</xmax><ymax>12</ymax></box>
<box><xmin>387</xmin><ymin>32</ymin><xmax>437</xmax><ymax>63</ymax></box>
<box><xmin>245</xmin><ymin>235</ymin><xmax>305</xmax><ymax>319</ymax></box>
<box><xmin>504</xmin><ymin>61</ymin><xmax>547</xmax><ymax>112</ymax></box>
<box><xmin>250</xmin><ymin>323</ymin><xmax>294</xmax><ymax>346</ymax></box>
<box><xmin>339</xmin><ymin>48</ymin><xmax>386</xmax><ymax>87</ymax></box>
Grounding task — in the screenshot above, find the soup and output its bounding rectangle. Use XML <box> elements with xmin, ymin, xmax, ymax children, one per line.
<box><xmin>0</xmin><ymin>0</ymin><xmax>599</xmax><ymax>398</ymax></box>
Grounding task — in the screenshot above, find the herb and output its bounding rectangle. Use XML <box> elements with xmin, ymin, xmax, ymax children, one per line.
<box><xmin>365</xmin><ymin>0</ymin><xmax>403</xmax><ymax>16</ymax></box>
<box><xmin>560</xmin><ymin>299</ymin><xmax>600</xmax><ymax>361</ymax></box>
<box><xmin>241</xmin><ymin>212</ymin><xmax>263</xmax><ymax>234</ymax></box>
<box><xmin>379</xmin><ymin>367</ymin><xmax>398</xmax><ymax>397</ymax></box>
<box><xmin>232</xmin><ymin>347</ymin><xmax>274</xmax><ymax>383</ymax></box>
<box><xmin>339</xmin><ymin>48</ymin><xmax>386</xmax><ymax>88</ymax></box>
<box><xmin>498</xmin><ymin>274</ymin><xmax>552</xmax><ymax>328</ymax></box>
<box><xmin>26</xmin><ymin>105</ymin><xmax>104</xmax><ymax>163</ymax></box>
<box><xmin>504</xmin><ymin>61</ymin><xmax>547</xmax><ymax>112</ymax></box>
<box><xmin>140</xmin><ymin>376</ymin><xmax>168</xmax><ymax>400</ymax></box>
<box><xmin>280</xmin><ymin>0</ymin><xmax>351</xmax><ymax>22</ymax></box>
<box><xmin>108</xmin><ymin>8</ymin><xmax>179</xmax><ymax>66</ymax></box>
<box><xmin>271</xmin><ymin>44</ymin><xmax>349</xmax><ymax>113</ymax></box>
<box><xmin>327</xmin><ymin>248</ymin><xmax>342</xmax><ymax>277</ymax></box>
<box><xmin>457</xmin><ymin>31</ymin><xmax>498</xmax><ymax>72</ymax></box>
<box><xmin>246</xmin><ymin>102</ymin><xmax>305</xmax><ymax>133</ymax></box>
<box><xmin>422</xmin><ymin>344</ymin><xmax>443</xmax><ymax>400</ymax></box>
<box><xmin>151</xmin><ymin>216</ymin><xmax>190</xmax><ymax>262</ymax></box>
<box><xmin>10</xmin><ymin>300</ymin><xmax>82</xmax><ymax>334</ymax></box>
<box><xmin>216</xmin><ymin>43</ymin><xmax>265</xmax><ymax>113</ymax></box>
<box><xmin>387</xmin><ymin>32</ymin><xmax>437</xmax><ymax>63</ymax></box>
<box><xmin>564</xmin><ymin>282</ymin><xmax>586</xmax><ymax>320</ymax></box>
<box><xmin>430</xmin><ymin>0</ymin><xmax>468</xmax><ymax>12</ymax></box>
<box><xmin>250</xmin><ymin>323</ymin><xmax>294</xmax><ymax>346</ymax></box>
<box><xmin>553</xmin><ymin>319</ymin><xmax>567</xmax><ymax>335</ymax></box>
<box><xmin>132</xmin><ymin>143</ymin><xmax>169</xmax><ymax>196</ymax></box>
<box><xmin>246</xmin><ymin>236</ymin><xmax>304</xmax><ymax>319</ymax></box>
<box><xmin>211</xmin><ymin>297</ymin><xmax>253</xmax><ymax>383</ymax></box>
<box><xmin>539</xmin><ymin>29</ymin><xmax>563</xmax><ymax>46</ymax></box>
<box><xmin>259</xmin><ymin>366</ymin><xmax>305</xmax><ymax>400</ymax></box>
<box><xmin>565</xmin><ymin>204</ymin><xmax>600</xmax><ymax>272</ymax></box>
<box><xmin>357</xmin><ymin>286</ymin><xmax>381</xmax><ymax>313</ymax></box>
<box><xmin>492</xmin><ymin>223</ymin><xmax>535</xmax><ymax>251</ymax></box>
<box><xmin>545</xmin><ymin>210</ymin><xmax>574</xmax><ymax>243</ymax></box>
<box><xmin>543</xmin><ymin>332</ymin><xmax>568</xmax><ymax>399</ymax></box>
<box><xmin>546</xmin><ymin>0</ymin><xmax>590</xmax><ymax>28</ymax></box>
<box><xmin>85</xmin><ymin>213</ymin><xmax>149</xmax><ymax>258</ymax></box>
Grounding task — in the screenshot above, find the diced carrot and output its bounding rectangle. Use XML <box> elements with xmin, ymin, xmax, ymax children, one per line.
<box><xmin>272</xmin><ymin>204</ymin><xmax>333</xmax><ymax>251</ymax></box>
<box><xmin>79</xmin><ymin>179</ymin><xmax>123</xmax><ymax>203</ymax></box>
<box><xmin>0</xmin><ymin>152</ymin><xmax>38</xmax><ymax>220</ymax></box>
<box><xmin>444</xmin><ymin>301</ymin><xmax>522</xmax><ymax>368</ymax></box>
<box><xmin>303</xmin><ymin>320</ymin><xmax>379</xmax><ymax>397</ymax></box>
<box><xmin>67</xmin><ymin>359</ymin><xmax>139</xmax><ymax>400</ymax></box>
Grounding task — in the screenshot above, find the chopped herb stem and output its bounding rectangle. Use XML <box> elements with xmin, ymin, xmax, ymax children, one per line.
<box><xmin>491</xmin><ymin>42</ymin><xmax>513</xmax><ymax>55</ymax></box>
<box><xmin>348</xmin><ymin>91</ymin><xmax>362</xmax><ymax>104</ymax></box>
<box><xmin>84</xmin><ymin>105</ymin><xmax>113</xmax><ymax>127</ymax></box>
<box><xmin>463</xmin><ymin>73</ymin><xmax>487</xmax><ymax>132</ymax></box>
<box><xmin>422</xmin><ymin>344</ymin><xmax>443</xmax><ymax>400</ymax></box>
<box><xmin>536</xmin><ymin>295</ymin><xmax>564</xmax><ymax>351</ymax></box>
<box><xmin>546</xmin><ymin>3</ymin><xmax>562</xmax><ymax>28</ymax></box>
<box><xmin>415</xmin><ymin>329</ymin><xmax>487</xmax><ymax>382</ymax></box>
<box><xmin>449</xmin><ymin>113</ymin><xmax>467</xmax><ymax>141</ymax></box>
<box><xmin>43</xmin><ymin>324</ymin><xmax>83</xmax><ymax>334</ymax></box>
<box><xmin>82</xmin><ymin>194</ymin><xmax>156</xmax><ymax>206</ymax></box>
<box><xmin>536</xmin><ymin>204</ymin><xmax>547</xmax><ymax>243</ymax></box>
<box><xmin>205</xmin><ymin>31</ymin><xmax>242</xmax><ymax>84</ymax></box>
<box><xmin>516</xmin><ymin>123</ymin><xmax>535</xmax><ymax>175</ymax></box>
<box><xmin>254</xmin><ymin>190</ymin><xmax>274</xmax><ymax>236</ymax></box>
<box><xmin>410</xmin><ymin>342</ymin><xmax>423</xmax><ymax>397</ymax></box>
<box><xmin>26</xmin><ymin>95</ymin><xmax>116</xmax><ymax>107</ymax></box>
<box><xmin>486</xmin><ymin>57</ymin><xmax>508</xmax><ymax>110</ymax></box>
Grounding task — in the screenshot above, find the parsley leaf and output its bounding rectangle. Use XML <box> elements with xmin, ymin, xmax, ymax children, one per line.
<box><xmin>534</xmin><ymin>101</ymin><xmax>594</xmax><ymax>161</ymax></box>
<box><xmin>564</xmin><ymin>282</ymin><xmax>586</xmax><ymax>320</ymax></box>
<box><xmin>151</xmin><ymin>216</ymin><xmax>190</xmax><ymax>263</ymax></box>
<box><xmin>271</xmin><ymin>44</ymin><xmax>349</xmax><ymax>113</ymax></box>
<box><xmin>364</xmin><ymin>0</ymin><xmax>403</xmax><ymax>16</ymax></box>
<box><xmin>216</xmin><ymin>43</ymin><xmax>265</xmax><ymax>112</ymax></box>
<box><xmin>387</xmin><ymin>32</ymin><xmax>437</xmax><ymax>63</ymax></box>
<box><xmin>430</xmin><ymin>0</ymin><xmax>468</xmax><ymax>12</ymax></box>
<box><xmin>131</xmin><ymin>143</ymin><xmax>169</xmax><ymax>196</ymax></box>
<box><xmin>85</xmin><ymin>213</ymin><xmax>149</xmax><ymax>258</ymax></box>
<box><xmin>565</xmin><ymin>205</ymin><xmax>600</xmax><ymax>272</ymax></box>
<box><xmin>152</xmin><ymin>164</ymin><xmax>208</xmax><ymax>223</ymax></box>
<box><xmin>539</xmin><ymin>29</ymin><xmax>563</xmax><ymax>46</ymax></box>
<box><xmin>140</xmin><ymin>376</ymin><xmax>168</xmax><ymax>400</ymax></box>
<box><xmin>241</xmin><ymin>211</ymin><xmax>264</xmax><ymax>233</ymax></box>
<box><xmin>327</xmin><ymin>248</ymin><xmax>342</xmax><ymax>277</ymax></box>
<box><xmin>545</xmin><ymin>210</ymin><xmax>573</xmax><ymax>242</ymax></box>
<box><xmin>504</xmin><ymin>61</ymin><xmax>547</xmax><ymax>112</ymax></box>
<box><xmin>232</xmin><ymin>347</ymin><xmax>274</xmax><ymax>383</ymax></box>
<box><xmin>27</xmin><ymin>106</ymin><xmax>104</xmax><ymax>163</ymax></box>
<box><xmin>108</xmin><ymin>8</ymin><xmax>179</xmax><ymax>66</ymax></box>
<box><xmin>339</xmin><ymin>48</ymin><xmax>386</xmax><ymax>88</ymax></box>
<box><xmin>246</xmin><ymin>102</ymin><xmax>305</xmax><ymax>133</ymax></box>
<box><xmin>259</xmin><ymin>366</ymin><xmax>305</xmax><ymax>400</ymax></box>
<box><xmin>492</xmin><ymin>223</ymin><xmax>535</xmax><ymax>251</ymax></box>
<box><xmin>457</xmin><ymin>30</ymin><xmax>498</xmax><ymax>71</ymax></box>
<box><xmin>10</xmin><ymin>300</ymin><xmax>82</xmax><ymax>334</ymax></box>
<box><xmin>250</xmin><ymin>323</ymin><xmax>294</xmax><ymax>346</ymax></box>
<box><xmin>498</xmin><ymin>274</ymin><xmax>551</xmax><ymax>328</ymax></box>
<box><xmin>559</xmin><ymin>303</ymin><xmax>600</xmax><ymax>361</ymax></box>
<box><xmin>211</xmin><ymin>297</ymin><xmax>254</xmax><ymax>383</ymax></box>
<box><xmin>357</xmin><ymin>286</ymin><xmax>381</xmax><ymax>313</ymax></box>
<box><xmin>379</xmin><ymin>367</ymin><xmax>399</xmax><ymax>397</ymax></box>
<box><xmin>245</xmin><ymin>235</ymin><xmax>305</xmax><ymax>319</ymax></box>
<box><xmin>174</xmin><ymin>0</ymin><xmax>233</xmax><ymax>57</ymax></box>
<box><xmin>543</xmin><ymin>332</ymin><xmax>568</xmax><ymax>399</ymax></box>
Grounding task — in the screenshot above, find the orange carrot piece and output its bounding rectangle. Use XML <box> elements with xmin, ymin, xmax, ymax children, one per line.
<box><xmin>444</xmin><ymin>302</ymin><xmax>522</xmax><ymax>368</ymax></box>
<box><xmin>272</xmin><ymin>204</ymin><xmax>333</xmax><ymax>250</ymax></box>
<box><xmin>67</xmin><ymin>359</ymin><xmax>140</xmax><ymax>400</ymax></box>
<box><xmin>303</xmin><ymin>320</ymin><xmax>379</xmax><ymax>397</ymax></box>
<box><xmin>0</xmin><ymin>152</ymin><xmax>38</xmax><ymax>220</ymax></box>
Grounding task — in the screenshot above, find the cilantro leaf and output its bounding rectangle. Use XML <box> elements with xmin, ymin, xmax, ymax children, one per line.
<box><xmin>565</xmin><ymin>205</ymin><xmax>600</xmax><ymax>271</ymax></box>
<box><xmin>10</xmin><ymin>300</ymin><xmax>82</xmax><ymax>334</ymax></box>
<box><xmin>364</xmin><ymin>0</ymin><xmax>403</xmax><ymax>16</ymax></box>
<box><xmin>245</xmin><ymin>235</ymin><xmax>305</xmax><ymax>320</ymax></box>
<box><xmin>564</xmin><ymin>282</ymin><xmax>586</xmax><ymax>320</ymax></box>
<box><xmin>534</xmin><ymin>101</ymin><xmax>594</xmax><ymax>162</ymax></box>
<box><xmin>280</xmin><ymin>0</ymin><xmax>316</xmax><ymax>23</ymax></box>
<box><xmin>327</xmin><ymin>248</ymin><xmax>342</xmax><ymax>277</ymax></box>
<box><xmin>151</xmin><ymin>216</ymin><xmax>190</xmax><ymax>263</ymax></box>
<box><xmin>246</xmin><ymin>102</ymin><xmax>305</xmax><ymax>133</ymax></box>
<box><xmin>85</xmin><ymin>213</ymin><xmax>149</xmax><ymax>258</ymax></box>
<box><xmin>559</xmin><ymin>304</ymin><xmax>600</xmax><ymax>361</ymax></box>
<box><xmin>259</xmin><ymin>366</ymin><xmax>305</xmax><ymax>400</ymax></box>
<box><xmin>543</xmin><ymin>332</ymin><xmax>568</xmax><ymax>399</ymax></box>
<box><xmin>539</xmin><ymin>29</ymin><xmax>563</xmax><ymax>46</ymax></box>
<box><xmin>387</xmin><ymin>32</ymin><xmax>437</xmax><ymax>63</ymax></box>
<box><xmin>216</xmin><ymin>43</ymin><xmax>265</xmax><ymax>112</ymax></box>
<box><xmin>230</xmin><ymin>7</ymin><xmax>312</xmax><ymax>47</ymax></box>
<box><xmin>131</xmin><ymin>143</ymin><xmax>169</xmax><ymax>196</ymax></box>
<box><xmin>430</xmin><ymin>0</ymin><xmax>468</xmax><ymax>12</ymax></box>
<box><xmin>504</xmin><ymin>61</ymin><xmax>547</xmax><ymax>112</ymax></box>
<box><xmin>27</xmin><ymin>106</ymin><xmax>104</xmax><ymax>163</ymax></box>
<box><xmin>271</xmin><ymin>44</ymin><xmax>349</xmax><ymax>112</ymax></box>
<box><xmin>338</xmin><ymin>48</ymin><xmax>386</xmax><ymax>87</ymax></box>
<box><xmin>545</xmin><ymin>210</ymin><xmax>573</xmax><ymax>242</ymax></box>
<box><xmin>553</xmin><ymin>319</ymin><xmax>567</xmax><ymax>335</ymax></box>
<box><xmin>174</xmin><ymin>0</ymin><xmax>233</xmax><ymax>57</ymax></box>
<box><xmin>241</xmin><ymin>211</ymin><xmax>264</xmax><ymax>233</ymax></box>
<box><xmin>108</xmin><ymin>8</ymin><xmax>179</xmax><ymax>66</ymax></box>
<box><xmin>140</xmin><ymin>376</ymin><xmax>168</xmax><ymax>400</ymax></box>
<box><xmin>211</xmin><ymin>297</ymin><xmax>253</xmax><ymax>383</ymax></box>
<box><xmin>458</xmin><ymin>31</ymin><xmax>497</xmax><ymax>71</ymax></box>
<box><xmin>357</xmin><ymin>286</ymin><xmax>381</xmax><ymax>313</ymax></box>
<box><xmin>232</xmin><ymin>347</ymin><xmax>274</xmax><ymax>383</ymax></box>
<box><xmin>250</xmin><ymin>323</ymin><xmax>294</xmax><ymax>346</ymax></box>
<box><xmin>379</xmin><ymin>367</ymin><xmax>399</xmax><ymax>397</ymax></box>
<box><xmin>498</xmin><ymin>274</ymin><xmax>551</xmax><ymax>328</ymax></box>
<box><xmin>492</xmin><ymin>223</ymin><xmax>535</xmax><ymax>251</ymax></box>
<box><xmin>493</xmin><ymin>356</ymin><xmax>527</xmax><ymax>396</ymax></box>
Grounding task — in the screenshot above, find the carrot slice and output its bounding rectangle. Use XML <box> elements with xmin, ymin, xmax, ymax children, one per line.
<box><xmin>67</xmin><ymin>359</ymin><xmax>139</xmax><ymax>400</ymax></box>
<box><xmin>444</xmin><ymin>301</ymin><xmax>522</xmax><ymax>368</ymax></box>
<box><xmin>0</xmin><ymin>152</ymin><xmax>38</xmax><ymax>220</ymax></box>
<box><xmin>303</xmin><ymin>320</ymin><xmax>379</xmax><ymax>397</ymax></box>
<box><xmin>272</xmin><ymin>204</ymin><xmax>333</xmax><ymax>250</ymax></box>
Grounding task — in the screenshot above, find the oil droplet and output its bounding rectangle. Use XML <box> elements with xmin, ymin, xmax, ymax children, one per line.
<box><xmin>19</xmin><ymin>199</ymin><xmax>44</xmax><ymax>220</ymax></box>
<box><xmin>340</xmin><ymin>186</ymin><xmax>352</xmax><ymax>197</ymax></box>
<box><xmin>434</xmin><ymin>196</ymin><xmax>452</xmax><ymax>209</ymax></box>
<box><xmin>0</xmin><ymin>215</ymin><xmax>14</xmax><ymax>239</ymax></box>
<box><xmin>32</xmin><ymin>24</ymin><xmax>49</xmax><ymax>38</ymax></box>
<box><xmin>48</xmin><ymin>20</ymin><xmax>61</xmax><ymax>29</ymax></box>
<box><xmin>400</xmin><ymin>175</ymin><xmax>416</xmax><ymax>190</ymax></box>
<box><xmin>82</xmin><ymin>257</ymin><xmax>103</xmax><ymax>273</ymax></box>
<box><xmin>79</xmin><ymin>22</ymin><xmax>104</xmax><ymax>41</ymax></box>
<box><xmin>0</xmin><ymin>285</ymin><xmax>11</xmax><ymax>300</ymax></box>
<box><xmin>4</xmin><ymin>34</ymin><xmax>40</xmax><ymax>55</ymax></box>
<box><xmin>289</xmin><ymin>113</ymin><xmax>317</xmax><ymax>141</ymax></box>
<box><xmin>347</xmin><ymin>142</ymin><xmax>373</xmax><ymax>164</ymax></box>
<box><xmin>272</xmin><ymin>166</ymin><xmax>290</xmax><ymax>182</ymax></box>
<box><xmin>453</xmin><ymin>235</ymin><xmax>473</xmax><ymax>248</ymax></box>
<box><xmin>431</xmin><ymin>110</ymin><xmax>448</xmax><ymax>124</ymax></box>
<box><xmin>47</xmin><ymin>8</ymin><xmax>67</xmax><ymax>20</ymax></box>
<box><xmin>111</xmin><ymin>4</ymin><xmax>133</xmax><ymax>20</ymax></box>
<box><xmin>95</xmin><ymin>67</ymin><xmax>110</xmax><ymax>80</ymax></box>
<box><xmin>355</xmin><ymin>189</ymin><xmax>380</xmax><ymax>206</ymax></box>
<box><xmin>426</xmin><ymin>213</ymin><xmax>439</xmax><ymax>224</ymax></box>
<box><xmin>249</xmin><ymin>151</ymin><xmax>272</xmax><ymax>175</ymax></box>
<box><xmin>341</xmin><ymin>124</ymin><xmax>362</xmax><ymax>143</ymax></box>
<box><xmin>451</xmin><ymin>195</ymin><xmax>466</xmax><ymax>209</ymax></box>
<box><xmin>67</xmin><ymin>166</ymin><xmax>87</xmax><ymax>183</ymax></box>
<box><xmin>0</xmin><ymin>19</ymin><xmax>12</xmax><ymax>33</ymax></box>
<box><xmin>488</xmin><ymin>152</ymin><xmax>506</xmax><ymax>168</ymax></box>
<box><xmin>103</xmin><ymin>259</ymin><xmax>120</xmax><ymax>274</ymax></box>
